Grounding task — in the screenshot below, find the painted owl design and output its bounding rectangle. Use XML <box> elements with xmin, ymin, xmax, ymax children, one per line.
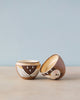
<box><xmin>16</xmin><ymin>65</ymin><xmax>40</xmax><ymax>78</ymax></box>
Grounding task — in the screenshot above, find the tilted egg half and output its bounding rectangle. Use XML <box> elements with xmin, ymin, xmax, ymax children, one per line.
<box><xmin>40</xmin><ymin>54</ymin><xmax>66</xmax><ymax>80</ymax></box>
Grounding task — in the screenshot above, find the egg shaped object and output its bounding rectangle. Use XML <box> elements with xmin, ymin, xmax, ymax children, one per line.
<box><xmin>40</xmin><ymin>54</ymin><xmax>66</xmax><ymax>80</ymax></box>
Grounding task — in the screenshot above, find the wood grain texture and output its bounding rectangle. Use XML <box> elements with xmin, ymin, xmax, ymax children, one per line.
<box><xmin>0</xmin><ymin>67</ymin><xmax>80</xmax><ymax>100</ymax></box>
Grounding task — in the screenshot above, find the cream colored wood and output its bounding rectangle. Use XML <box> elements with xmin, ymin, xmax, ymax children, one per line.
<box><xmin>16</xmin><ymin>60</ymin><xmax>40</xmax><ymax>66</ymax></box>
<box><xmin>0</xmin><ymin>67</ymin><xmax>80</xmax><ymax>100</ymax></box>
<box><xmin>41</xmin><ymin>54</ymin><xmax>59</xmax><ymax>72</ymax></box>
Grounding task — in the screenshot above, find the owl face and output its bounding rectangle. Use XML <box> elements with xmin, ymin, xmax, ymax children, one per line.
<box><xmin>16</xmin><ymin>60</ymin><xmax>41</xmax><ymax>79</ymax></box>
<box><xmin>22</xmin><ymin>65</ymin><xmax>37</xmax><ymax>75</ymax></box>
<box><xmin>16</xmin><ymin>65</ymin><xmax>40</xmax><ymax>79</ymax></box>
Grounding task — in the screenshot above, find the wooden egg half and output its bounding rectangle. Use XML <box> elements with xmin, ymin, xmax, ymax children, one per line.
<box><xmin>16</xmin><ymin>60</ymin><xmax>41</xmax><ymax>80</ymax></box>
<box><xmin>40</xmin><ymin>54</ymin><xmax>66</xmax><ymax>80</ymax></box>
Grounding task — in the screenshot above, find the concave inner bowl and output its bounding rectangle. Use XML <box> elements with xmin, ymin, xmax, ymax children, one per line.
<box><xmin>41</xmin><ymin>54</ymin><xmax>59</xmax><ymax>73</ymax></box>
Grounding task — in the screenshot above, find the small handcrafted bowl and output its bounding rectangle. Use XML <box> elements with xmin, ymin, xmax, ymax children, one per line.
<box><xmin>16</xmin><ymin>60</ymin><xmax>41</xmax><ymax>79</ymax></box>
<box><xmin>40</xmin><ymin>54</ymin><xmax>66</xmax><ymax>80</ymax></box>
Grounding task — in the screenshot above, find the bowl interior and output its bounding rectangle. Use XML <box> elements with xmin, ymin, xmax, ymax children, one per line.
<box><xmin>17</xmin><ymin>60</ymin><xmax>39</xmax><ymax>63</ymax></box>
<box><xmin>41</xmin><ymin>55</ymin><xmax>59</xmax><ymax>73</ymax></box>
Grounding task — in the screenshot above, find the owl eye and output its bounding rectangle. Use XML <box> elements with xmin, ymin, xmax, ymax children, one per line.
<box><xmin>55</xmin><ymin>73</ymin><xmax>59</xmax><ymax>76</ymax></box>
<box><xmin>29</xmin><ymin>69</ymin><xmax>31</xmax><ymax>72</ymax></box>
<box><xmin>26</xmin><ymin>66</ymin><xmax>29</xmax><ymax>69</ymax></box>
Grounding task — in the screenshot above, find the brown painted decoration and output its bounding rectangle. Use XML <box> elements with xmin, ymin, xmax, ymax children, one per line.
<box><xmin>40</xmin><ymin>54</ymin><xmax>66</xmax><ymax>80</ymax></box>
<box><xmin>16</xmin><ymin>60</ymin><xmax>41</xmax><ymax>80</ymax></box>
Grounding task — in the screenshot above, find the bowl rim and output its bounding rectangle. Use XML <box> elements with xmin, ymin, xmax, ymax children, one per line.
<box><xmin>16</xmin><ymin>60</ymin><xmax>40</xmax><ymax>66</ymax></box>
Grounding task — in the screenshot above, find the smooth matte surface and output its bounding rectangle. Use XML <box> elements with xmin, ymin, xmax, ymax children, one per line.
<box><xmin>0</xmin><ymin>0</ymin><xmax>80</xmax><ymax>66</ymax></box>
<box><xmin>0</xmin><ymin>67</ymin><xmax>80</xmax><ymax>100</ymax></box>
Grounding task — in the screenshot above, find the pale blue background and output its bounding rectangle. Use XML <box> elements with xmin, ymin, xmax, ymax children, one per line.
<box><xmin>0</xmin><ymin>0</ymin><xmax>80</xmax><ymax>66</ymax></box>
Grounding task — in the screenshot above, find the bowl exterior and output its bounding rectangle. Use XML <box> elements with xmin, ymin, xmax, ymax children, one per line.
<box><xmin>16</xmin><ymin>64</ymin><xmax>41</xmax><ymax>79</ymax></box>
<box><xmin>40</xmin><ymin>54</ymin><xmax>66</xmax><ymax>80</ymax></box>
